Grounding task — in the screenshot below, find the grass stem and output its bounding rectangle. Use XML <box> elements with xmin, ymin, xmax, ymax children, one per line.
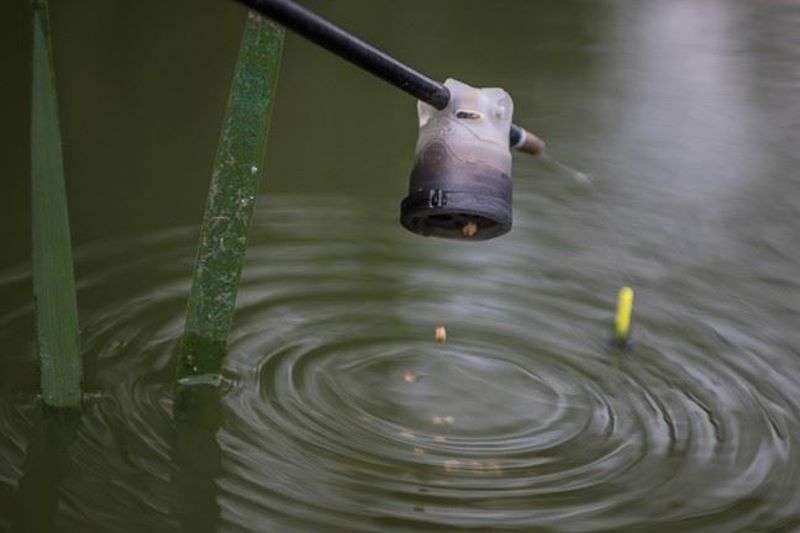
<box><xmin>31</xmin><ymin>0</ymin><xmax>83</xmax><ymax>408</ymax></box>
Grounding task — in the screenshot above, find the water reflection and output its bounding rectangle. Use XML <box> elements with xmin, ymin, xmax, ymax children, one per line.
<box><xmin>172</xmin><ymin>386</ymin><xmax>222</xmax><ymax>533</ymax></box>
<box><xmin>11</xmin><ymin>409</ymin><xmax>80</xmax><ymax>532</ymax></box>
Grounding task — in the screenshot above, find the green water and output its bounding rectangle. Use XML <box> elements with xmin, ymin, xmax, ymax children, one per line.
<box><xmin>2</xmin><ymin>0</ymin><xmax>799</xmax><ymax>530</ymax></box>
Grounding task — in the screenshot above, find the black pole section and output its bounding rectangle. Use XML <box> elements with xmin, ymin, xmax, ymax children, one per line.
<box><xmin>238</xmin><ymin>0</ymin><xmax>451</xmax><ymax>109</ymax></box>
<box><xmin>235</xmin><ymin>0</ymin><xmax>544</xmax><ymax>154</ymax></box>
<box><xmin>509</xmin><ymin>124</ymin><xmax>524</xmax><ymax>146</ymax></box>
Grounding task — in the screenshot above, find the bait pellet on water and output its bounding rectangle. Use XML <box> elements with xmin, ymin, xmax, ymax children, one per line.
<box><xmin>435</xmin><ymin>326</ymin><xmax>447</xmax><ymax>343</ymax></box>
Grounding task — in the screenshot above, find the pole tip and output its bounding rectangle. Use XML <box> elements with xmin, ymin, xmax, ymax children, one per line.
<box><xmin>515</xmin><ymin>128</ymin><xmax>546</xmax><ymax>155</ymax></box>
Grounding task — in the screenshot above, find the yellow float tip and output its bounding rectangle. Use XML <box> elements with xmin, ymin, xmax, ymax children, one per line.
<box><xmin>614</xmin><ymin>286</ymin><xmax>634</xmax><ymax>342</ymax></box>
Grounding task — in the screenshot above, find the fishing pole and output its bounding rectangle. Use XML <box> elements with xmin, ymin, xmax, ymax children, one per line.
<box><xmin>234</xmin><ymin>0</ymin><xmax>546</xmax><ymax>155</ymax></box>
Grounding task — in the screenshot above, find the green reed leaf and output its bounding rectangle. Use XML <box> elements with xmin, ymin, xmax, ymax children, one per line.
<box><xmin>176</xmin><ymin>12</ymin><xmax>284</xmax><ymax>387</ymax></box>
<box><xmin>31</xmin><ymin>0</ymin><xmax>83</xmax><ymax>408</ymax></box>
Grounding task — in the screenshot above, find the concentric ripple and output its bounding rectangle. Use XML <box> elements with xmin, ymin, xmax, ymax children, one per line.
<box><xmin>1</xmin><ymin>190</ymin><xmax>800</xmax><ymax>531</ymax></box>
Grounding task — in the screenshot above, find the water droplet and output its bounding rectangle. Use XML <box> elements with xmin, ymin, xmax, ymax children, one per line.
<box><xmin>177</xmin><ymin>373</ymin><xmax>223</xmax><ymax>387</ymax></box>
<box><xmin>444</xmin><ymin>460</ymin><xmax>460</xmax><ymax>472</ymax></box>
